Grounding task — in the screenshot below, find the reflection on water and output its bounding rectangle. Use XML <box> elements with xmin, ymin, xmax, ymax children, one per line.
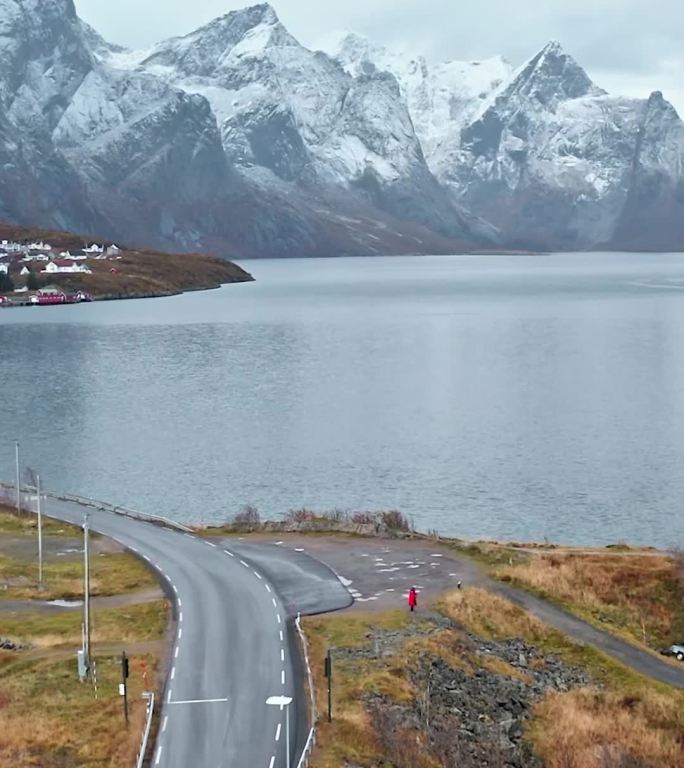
<box><xmin>1</xmin><ymin>252</ymin><xmax>684</xmax><ymax>547</ymax></box>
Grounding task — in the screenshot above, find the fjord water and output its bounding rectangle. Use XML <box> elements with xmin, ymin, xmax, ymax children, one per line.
<box><xmin>2</xmin><ymin>253</ymin><xmax>684</xmax><ymax>547</ymax></box>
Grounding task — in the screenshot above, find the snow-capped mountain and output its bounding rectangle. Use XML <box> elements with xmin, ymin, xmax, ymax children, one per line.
<box><xmin>327</xmin><ymin>35</ymin><xmax>684</xmax><ymax>251</ymax></box>
<box><xmin>0</xmin><ymin>0</ymin><xmax>682</xmax><ymax>255</ymax></box>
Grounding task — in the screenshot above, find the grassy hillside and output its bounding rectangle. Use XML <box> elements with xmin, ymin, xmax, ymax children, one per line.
<box><xmin>0</xmin><ymin>222</ymin><xmax>254</xmax><ymax>301</ymax></box>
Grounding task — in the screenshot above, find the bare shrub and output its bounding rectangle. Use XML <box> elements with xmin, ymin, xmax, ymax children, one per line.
<box><xmin>232</xmin><ymin>504</ymin><xmax>260</xmax><ymax>527</ymax></box>
<box><xmin>381</xmin><ymin>509</ymin><xmax>410</xmax><ymax>532</ymax></box>
<box><xmin>322</xmin><ymin>508</ymin><xmax>348</xmax><ymax>523</ymax></box>
<box><xmin>286</xmin><ymin>508</ymin><xmax>317</xmax><ymax>523</ymax></box>
<box><xmin>351</xmin><ymin>511</ymin><xmax>376</xmax><ymax>525</ymax></box>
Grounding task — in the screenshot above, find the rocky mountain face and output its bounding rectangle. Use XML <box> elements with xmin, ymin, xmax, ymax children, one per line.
<box><xmin>331</xmin><ymin>36</ymin><xmax>684</xmax><ymax>251</ymax></box>
<box><xmin>0</xmin><ymin>0</ymin><xmax>682</xmax><ymax>256</ymax></box>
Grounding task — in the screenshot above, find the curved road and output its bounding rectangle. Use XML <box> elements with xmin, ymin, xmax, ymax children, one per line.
<box><xmin>42</xmin><ymin>496</ymin><xmax>308</xmax><ymax>768</ymax></box>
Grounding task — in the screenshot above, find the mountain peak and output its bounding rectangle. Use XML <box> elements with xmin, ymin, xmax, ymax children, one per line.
<box><xmin>498</xmin><ymin>39</ymin><xmax>604</xmax><ymax>109</ymax></box>
<box><xmin>212</xmin><ymin>2</ymin><xmax>279</xmax><ymax>29</ymax></box>
<box><xmin>141</xmin><ymin>2</ymin><xmax>297</xmax><ymax>76</ymax></box>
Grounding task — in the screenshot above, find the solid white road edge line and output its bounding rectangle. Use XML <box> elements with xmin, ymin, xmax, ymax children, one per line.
<box><xmin>168</xmin><ymin>698</ymin><xmax>229</xmax><ymax>705</ymax></box>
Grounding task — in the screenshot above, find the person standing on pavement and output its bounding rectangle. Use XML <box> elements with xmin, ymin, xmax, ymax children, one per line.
<box><xmin>408</xmin><ymin>587</ymin><xmax>418</xmax><ymax>612</ymax></box>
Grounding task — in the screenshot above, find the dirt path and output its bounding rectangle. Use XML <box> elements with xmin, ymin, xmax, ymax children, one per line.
<box><xmin>0</xmin><ymin>586</ymin><xmax>163</xmax><ymax>614</ymax></box>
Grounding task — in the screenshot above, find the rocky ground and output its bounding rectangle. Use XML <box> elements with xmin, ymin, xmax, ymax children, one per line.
<box><xmin>337</xmin><ymin>612</ymin><xmax>592</xmax><ymax>768</ymax></box>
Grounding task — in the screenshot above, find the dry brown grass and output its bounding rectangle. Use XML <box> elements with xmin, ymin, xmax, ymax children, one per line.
<box><xmin>0</xmin><ymin>653</ymin><xmax>160</xmax><ymax>767</ymax></box>
<box><xmin>530</xmin><ymin>687</ymin><xmax>684</xmax><ymax>768</ymax></box>
<box><xmin>442</xmin><ymin>588</ymin><xmax>684</xmax><ymax>768</ymax></box>
<box><xmin>494</xmin><ymin>551</ymin><xmax>684</xmax><ymax>649</ymax></box>
<box><xmin>0</xmin><ymin>221</ymin><xmax>252</xmax><ymax>301</ymax></box>
<box><xmin>305</xmin><ymin>610</ymin><xmax>418</xmax><ymax>768</ymax></box>
<box><xmin>440</xmin><ymin>587</ymin><xmax>550</xmax><ymax>643</ymax></box>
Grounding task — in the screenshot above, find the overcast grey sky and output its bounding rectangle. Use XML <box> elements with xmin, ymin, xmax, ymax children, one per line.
<box><xmin>75</xmin><ymin>0</ymin><xmax>684</xmax><ymax>115</ymax></box>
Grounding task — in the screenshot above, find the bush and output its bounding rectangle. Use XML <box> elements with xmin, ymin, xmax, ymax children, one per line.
<box><xmin>286</xmin><ymin>508</ymin><xmax>317</xmax><ymax>523</ymax></box>
<box><xmin>381</xmin><ymin>510</ymin><xmax>410</xmax><ymax>532</ymax></box>
<box><xmin>351</xmin><ymin>512</ymin><xmax>376</xmax><ymax>525</ymax></box>
<box><xmin>232</xmin><ymin>504</ymin><xmax>260</xmax><ymax>526</ymax></box>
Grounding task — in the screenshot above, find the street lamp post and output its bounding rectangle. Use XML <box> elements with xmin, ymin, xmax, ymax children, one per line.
<box><xmin>36</xmin><ymin>473</ymin><xmax>43</xmax><ymax>588</ymax></box>
<box><xmin>14</xmin><ymin>440</ymin><xmax>20</xmax><ymax>515</ymax></box>
<box><xmin>266</xmin><ymin>695</ymin><xmax>293</xmax><ymax>768</ymax></box>
<box><xmin>83</xmin><ymin>512</ymin><xmax>91</xmax><ymax>675</ymax></box>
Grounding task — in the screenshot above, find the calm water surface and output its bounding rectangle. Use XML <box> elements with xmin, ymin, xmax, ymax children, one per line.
<box><xmin>2</xmin><ymin>253</ymin><xmax>684</xmax><ymax>547</ymax></box>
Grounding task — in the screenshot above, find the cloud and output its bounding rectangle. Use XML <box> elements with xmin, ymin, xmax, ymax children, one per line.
<box><xmin>74</xmin><ymin>0</ymin><xmax>684</xmax><ymax>114</ymax></box>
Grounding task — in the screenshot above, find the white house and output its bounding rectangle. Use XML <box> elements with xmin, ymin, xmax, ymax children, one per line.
<box><xmin>106</xmin><ymin>244</ymin><xmax>121</xmax><ymax>256</ymax></box>
<box><xmin>84</xmin><ymin>244</ymin><xmax>103</xmax><ymax>254</ymax></box>
<box><xmin>43</xmin><ymin>259</ymin><xmax>92</xmax><ymax>275</ymax></box>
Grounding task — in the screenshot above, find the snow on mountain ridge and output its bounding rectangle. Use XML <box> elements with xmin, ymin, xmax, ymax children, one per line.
<box><xmin>325</xmin><ymin>31</ymin><xmax>513</xmax><ymax>170</ymax></box>
<box><xmin>1</xmin><ymin>0</ymin><xmax>683</xmax><ymax>254</ymax></box>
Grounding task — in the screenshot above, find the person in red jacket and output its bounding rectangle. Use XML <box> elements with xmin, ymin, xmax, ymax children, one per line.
<box><xmin>408</xmin><ymin>587</ymin><xmax>418</xmax><ymax>612</ymax></box>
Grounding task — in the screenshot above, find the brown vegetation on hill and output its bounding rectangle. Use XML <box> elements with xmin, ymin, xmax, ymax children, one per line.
<box><xmin>492</xmin><ymin>550</ymin><xmax>684</xmax><ymax>650</ymax></box>
<box><xmin>0</xmin><ymin>222</ymin><xmax>253</xmax><ymax>300</ymax></box>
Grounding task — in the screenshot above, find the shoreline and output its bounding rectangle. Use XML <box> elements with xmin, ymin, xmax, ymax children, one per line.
<box><xmin>0</xmin><ymin>272</ymin><xmax>254</xmax><ymax>309</ymax></box>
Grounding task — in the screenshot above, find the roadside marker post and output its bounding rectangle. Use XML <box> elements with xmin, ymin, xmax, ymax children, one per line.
<box><xmin>324</xmin><ymin>649</ymin><xmax>332</xmax><ymax>722</ymax></box>
<box><xmin>121</xmin><ymin>651</ymin><xmax>130</xmax><ymax>724</ymax></box>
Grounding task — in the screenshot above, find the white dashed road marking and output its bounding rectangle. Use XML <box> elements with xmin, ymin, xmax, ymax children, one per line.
<box><xmin>275</xmin><ymin>723</ymin><xmax>281</xmax><ymax>741</ymax></box>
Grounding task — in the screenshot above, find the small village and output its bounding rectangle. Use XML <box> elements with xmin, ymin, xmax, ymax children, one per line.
<box><xmin>0</xmin><ymin>238</ymin><xmax>123</xmax><ymax>306</ymax></box>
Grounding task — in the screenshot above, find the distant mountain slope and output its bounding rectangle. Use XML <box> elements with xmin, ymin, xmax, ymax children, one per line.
<box><xmin>328</xmin><ymin>36</ymin><xmax>684</xmax><ymax>251</ymax></box>
<box><xmin>0</xmin><ymin>1</ymin><xmax>682</xmax><ymax>255</ymax></box>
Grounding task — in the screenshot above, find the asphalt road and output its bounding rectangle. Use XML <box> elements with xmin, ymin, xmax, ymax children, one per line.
<box><xmin>38</xmin><ymin>497</ymin><xmax>347</xmax><ymax>768</ymax></box>
<box><xmin>237</xmin><ymin>534</ymin><xmax>684</xmax><ymax>690</ymax></box>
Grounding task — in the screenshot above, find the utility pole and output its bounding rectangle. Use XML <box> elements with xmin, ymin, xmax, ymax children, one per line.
<box><xmin>121</xmin><ymin>651</ymin><xmax>129</xmax><ymax>725</ymax></box>
<box><xmin>36</xmin><ymin>473</ymin><xmax>43</xmax><ymax>589</ymax></box>
<box><xmin>14</xmin><ymin>440</ymin><xmax>20</xmax><ymax>515</ymax></box>
<box><xmin>83</xmin><ymin>512</ymin><xmax>91</xmax><ymax>676</ymax></box>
